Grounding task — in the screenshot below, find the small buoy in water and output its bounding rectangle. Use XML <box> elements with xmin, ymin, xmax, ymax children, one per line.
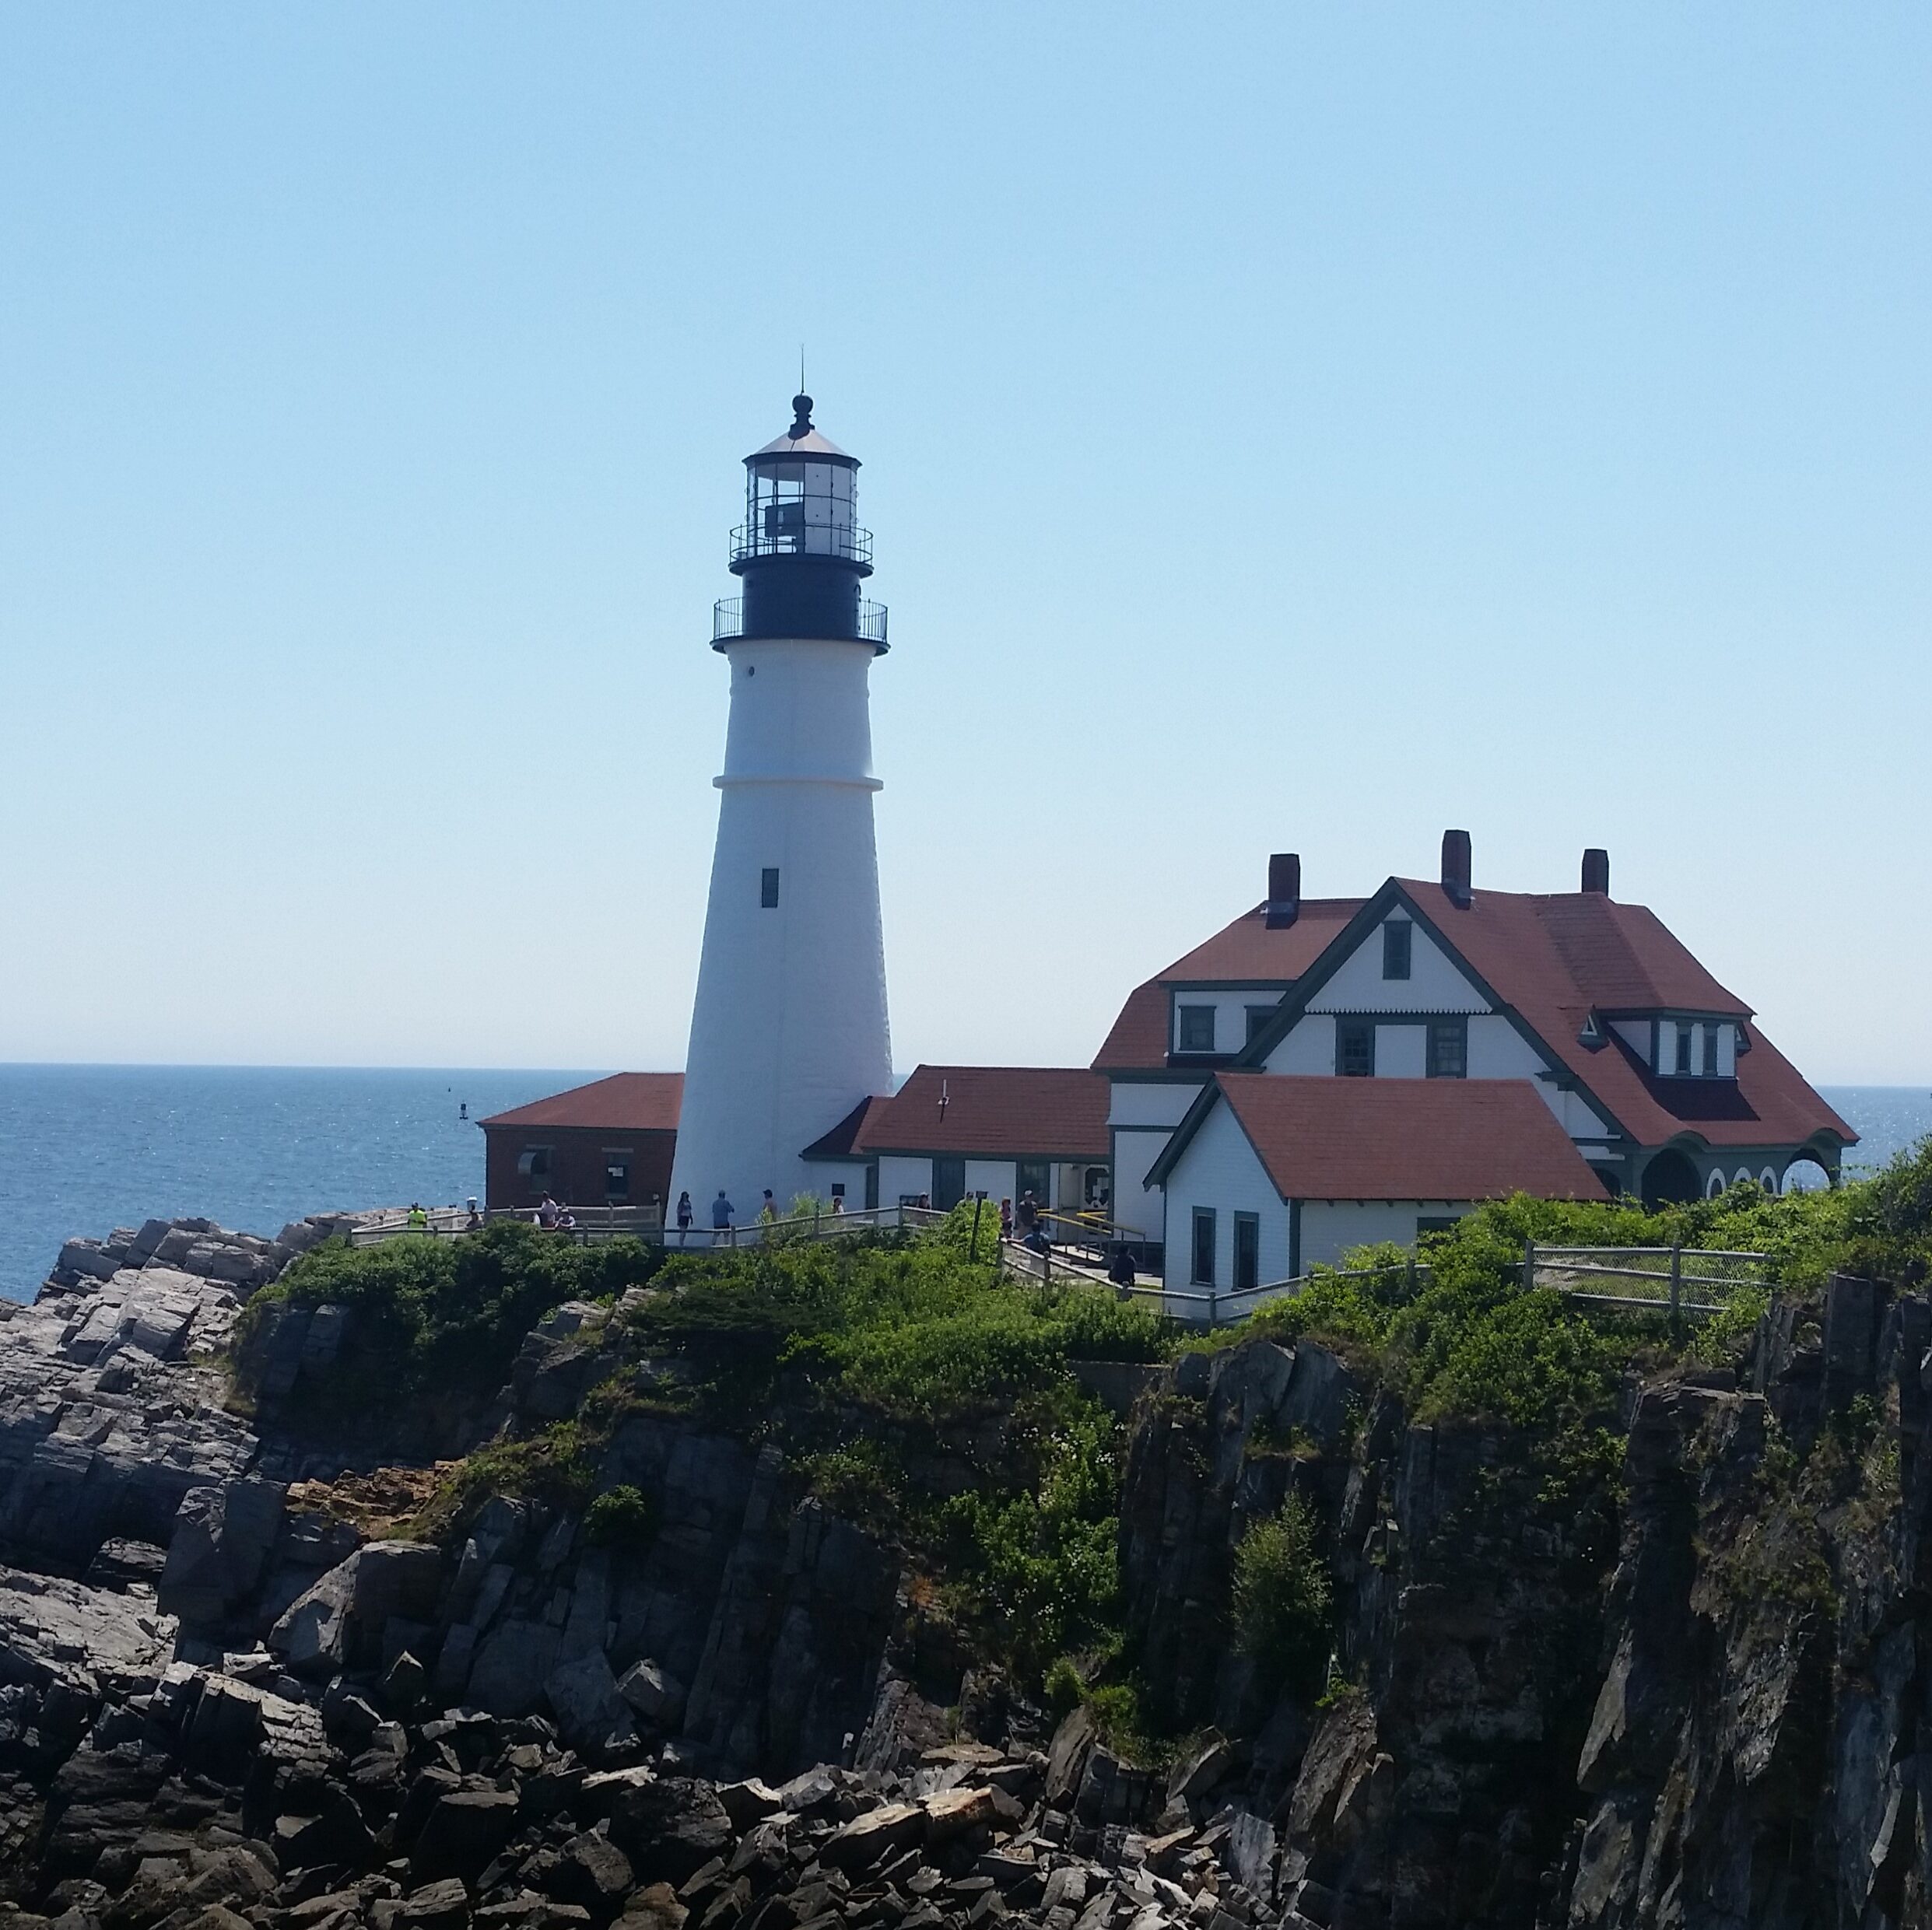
<box><xmin>459</xmin><ymin>1102</ymin><xmax>468</xmax><ymax>1120</ymax></box>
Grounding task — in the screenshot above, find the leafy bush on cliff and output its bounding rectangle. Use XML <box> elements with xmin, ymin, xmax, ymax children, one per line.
<box><xmin>238</xmin><ymin>1220</ymin><xmax>664</xmax><ymax>1406</ymax></box>
<box><xmin>612</xmin><ymin>1221</ymin><xmax>1163</xmax><ymax>1679</ymax></box>
<box><xmin>1232</xmin><ymin>1493</ymin><xmax>1333</xmax><ymax>1694</ymax></box>
<box><xmin>941</xmin><ymin>1403</ymin><xmax>1121</xmax><ymax>1676</ymax></box>
<box><xmin>583</xmin><ymin>1483</ymin><xmax>657</xmax><ymax>1549</ymax></box>
<box><xmin>625</xmin><ymin>1224</ymin><xmax>1168</xmax><ymax>1422</ymax></box>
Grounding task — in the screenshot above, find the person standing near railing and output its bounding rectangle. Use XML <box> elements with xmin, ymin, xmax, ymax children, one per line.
<box><xmin>711</xmin><ymin>1189</ymin><xmax>735</xmax><ymax>1246</ymax></box>
<box><xmin>675</xmin><ymin>1191</ymin><xmax>693</xmax><ymax>1245</ymax></box>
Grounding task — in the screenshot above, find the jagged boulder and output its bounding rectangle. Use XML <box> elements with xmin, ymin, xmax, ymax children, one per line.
<box><xmin>158</xmin><ymin>1477</ymin><xmax>287</xmax><ymax>1627</ymax></box>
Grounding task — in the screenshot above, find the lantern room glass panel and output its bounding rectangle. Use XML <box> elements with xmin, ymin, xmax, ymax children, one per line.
<box><xmin>745</xmin><ymin>456</ymin><xmax>860</xmax><ymax>560</ymax></box>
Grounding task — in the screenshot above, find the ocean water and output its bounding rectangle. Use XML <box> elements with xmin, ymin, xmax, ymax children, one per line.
<box><xmin>0</xmin><ymin>1068</ymin><xmax>1925</xmax><ymax>1304</ymax></box>
<box><xmin>0</xmin><ymin>1065</ymin><xmax>599</xmax><ymax>1301</ymax></box>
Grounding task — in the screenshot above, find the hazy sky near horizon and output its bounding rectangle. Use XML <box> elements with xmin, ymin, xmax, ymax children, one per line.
<box><xmin>2</xmin><ymin>6</ymin><xmax>1928</xmax><ymax>1084</ymax></box>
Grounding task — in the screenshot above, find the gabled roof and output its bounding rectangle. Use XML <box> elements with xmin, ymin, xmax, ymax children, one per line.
<box><xmin>1384</xmin><ymin>881</ymin><xmax>1851</xmax><ymax>1151</ymax></box>
<box><xmin>1238</xmin><ymin>878</ymin><xmax>1853</xmax><ymax>1154</ymax></box>
<box><xmin>1092</xmin><ymin>899</ymin><xmax>1365</xmax><ymax>1072</ymax></box>
<box><xmin>801</xmin><ymin>1095</ymin><xmax>889</xmax><ymax>1161</ymax></box>
<box><xmin>1152</xmin><ymin>1074</ymin><xmax>1609</xmax><ymax>1203</ymax></box>
<box><xmin>854</xmin><ymin>1066</ymin><xmax>1110</xmax><ymax>1161</ymax></box>
<box><xmin>480</xmin><ymin>1073</ymin><xmax>683</xmax><ymax>1133</ymax></box>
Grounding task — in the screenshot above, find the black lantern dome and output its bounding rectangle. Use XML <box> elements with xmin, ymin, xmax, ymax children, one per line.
<box><xmin>712</xmin><ymin>396</ymin><xmax>887</xmax><ymax>651</ymax></box>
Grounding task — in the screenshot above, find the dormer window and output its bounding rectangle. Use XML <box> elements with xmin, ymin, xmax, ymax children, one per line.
<box><xmin>1177</xmin><ymin>1005</ymin><xmax>1216</xmax><ymax>1053</ymax></box>
<box><xmin>1657</xmin><ymin>1016</ymin><xmax>1738</xmax><ymax>1078</ymax></box>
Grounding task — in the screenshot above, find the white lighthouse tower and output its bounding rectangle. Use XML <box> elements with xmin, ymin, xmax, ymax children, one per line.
<box><xmin>670</xmin><ymin>395</ymin><xmax>894</xmax><ymax>1221</ymax></box>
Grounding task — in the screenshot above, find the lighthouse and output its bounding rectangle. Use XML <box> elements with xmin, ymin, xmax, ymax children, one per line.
<box><xmin>669</xmin><ymin>395</ymin><xmax>894</xmax><ymax>1221</ymax></box>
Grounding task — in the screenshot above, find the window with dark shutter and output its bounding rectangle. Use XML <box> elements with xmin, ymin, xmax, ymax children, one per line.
<box><xmin>1702</xmin><ymin>1022</ymin><xmax>1719</xmax><ymax>1076</ymax></box>
<box><xmin>1427</xmin><ymin>1017</ymin><xmax>1467</xmax><ymax>1079</ymax></box>
<box><xmin>1674</xmin><ymin>1024</ymin><xmax>1693</xmax><ymax>1075</ymax></box>
<box><xmin>1382</xmin><ymin>922</ymin><xmax>1412</xmax><ymax>980</ymax></box>
<box><xmin>1245</xmin><ymin>1004</ymin><xmax>1276</xmax><ymax>1048</ymax></box>
<box><xmin>1338</xmin><ymin>1020</ymin><xmax>1374</xmax><ymax>1077</ymax></box>
<box><xmin>1233</xmin><ymin>1213</ymin><xmax>1259</xmax><ymax>1293</ymax></box>
<box><xmin>760</xmin><ymin>867</ymin><xmax>780</xmax><ymax>909</ymax></box>
<box><xmin>1191</xmin><ymin>1208</ymin><xmax>1217</xmax><ymax>1287</ymax></box>
<box><xmin>1177</xmin><ymin>1006</ymin><xmax>1216</xmax><ymax>1053</ymax></box>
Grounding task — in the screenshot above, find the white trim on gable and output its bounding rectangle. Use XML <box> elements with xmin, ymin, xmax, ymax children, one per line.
<box><xmin>1305</xmin><ymin>914</ymin><xmax>1490</xmax><ymax>1015</ymax></box>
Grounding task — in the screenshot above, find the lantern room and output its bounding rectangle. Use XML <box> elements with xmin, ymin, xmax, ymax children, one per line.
<box><xmin>715</xmin><ymin>394</ymin><xmax>888</xmax><ymax>650</ymax></box>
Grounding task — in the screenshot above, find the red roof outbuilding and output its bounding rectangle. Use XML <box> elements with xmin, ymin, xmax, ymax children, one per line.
<box><xmin>853</xmin><ymin>1066</ymin><xmax>1110</xmax><ymax>1161</ymax></box>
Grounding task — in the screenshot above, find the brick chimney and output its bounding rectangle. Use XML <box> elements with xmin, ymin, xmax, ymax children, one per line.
<box><xmin>1581</xmin><ymin>847</ymin><xmax>1610</xmax><ymax>895</ymax></box>
<box><xmin>1440</xmin><ymin>829</ymin><xmax>1472</xmax><ymax>908</ymax></box>
<box><xmin>1265</xmin><ymin>853</ymin><xmax>1301</xmax><ymax>929</ymax></box>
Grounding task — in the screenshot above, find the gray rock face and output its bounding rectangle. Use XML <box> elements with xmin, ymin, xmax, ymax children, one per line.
<box><xmin>157</xmin><ymin>1476</ymin><xmax>287</xmax><ymax>1627</ymax></box>
<box><xmin>546</xmin><ymin>1648</ymin><xmax>638</xmax><ymax>1751</ymax></box>
<box><xmin>0</xmin><ymin>1262</ymin><xmax>258</xmax><ymax>1571</ymax></box>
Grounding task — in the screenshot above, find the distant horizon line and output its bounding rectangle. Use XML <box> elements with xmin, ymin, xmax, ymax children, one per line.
<box><xmin>1</xmin><ymin>1060</ymin><xmax>1925</xmax><ymax>1092</ymax></box>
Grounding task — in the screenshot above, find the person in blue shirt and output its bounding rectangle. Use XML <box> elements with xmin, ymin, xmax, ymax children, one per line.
<box><xmin>711</xmin><ymin>1190</ymin><xmax>735</xmax><ymax>1244</ymax></box>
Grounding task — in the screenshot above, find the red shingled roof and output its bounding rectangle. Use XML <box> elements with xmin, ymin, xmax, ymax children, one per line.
<box><xmin>854</xmin><ymin>1066</ymin><xmax>1110</xmax><ymax>1160</ymax></box>
<box><xmin>1390</xmin><ymin>881</ymin><xmax>1853</xmax><ymax>1151</ymax></box>
<box><xmin>1209</xmin><ymin>1074</ymin><xmax>1609</xmax><ymax>1202</ymax></box>
<box><xmin>479</xmin><ymin>1074</ymin><xmax>683</xmax><ymax>1133</ymax></box>
<box><xmin>1092</xmin><ymin>899</ymin><xmax>1365</xmax><ymax>1071</ymax></box>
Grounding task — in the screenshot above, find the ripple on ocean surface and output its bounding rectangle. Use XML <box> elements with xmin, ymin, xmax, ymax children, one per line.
<box><xmin>0</xmin><ymin>1065</ymin><xmax>597</xmax><ymax>1301</ymax></box>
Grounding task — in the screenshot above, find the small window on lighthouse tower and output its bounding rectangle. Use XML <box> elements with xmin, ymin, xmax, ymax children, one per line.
<box><xmin>760</xmin><ymin>867</ymin><xmax>780</xmax><ymax>909</ymax></box>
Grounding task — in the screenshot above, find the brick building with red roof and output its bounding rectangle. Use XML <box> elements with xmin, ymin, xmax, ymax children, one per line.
<box><xmin>480</xmin><ymin>1074</ymin><xmax>682</xmax><ymax>1219</ymax></box>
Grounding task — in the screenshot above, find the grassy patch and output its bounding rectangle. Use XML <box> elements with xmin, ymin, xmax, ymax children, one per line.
<box><xmin>235</xmin><ymin>1220</ymin><xmax>666</xmax><ymax>1413</ymax></box>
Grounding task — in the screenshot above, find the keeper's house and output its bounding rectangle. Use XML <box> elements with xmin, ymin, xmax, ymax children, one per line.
<box><xmin>1097</xmin><ymin>834</ymin><xmax>1853</xmax><ymax>1277</ymax></box>
<box><xmin>481</xmin><ymin>1074</ymin><xmax>683</xmax><ymax>1217</ymax></box>
<box><xmin>804</xmin><ymin>1064</ymin><xmax>1111</xmax><ymax>1216</ymax></box>
<box><xmin>1148</xmin><ymin>1074</ymin><xmax>1609</xmax><ymax>1293</ymax></box>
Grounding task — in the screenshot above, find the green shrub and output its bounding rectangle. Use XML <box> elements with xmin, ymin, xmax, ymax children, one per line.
<box><xmin>942</xmin><ymin>1403</ymin><xmax>1121</xmax><ymax>1676</ymax></box>
<box><xmin>583</xmin><ymin>1483</ymin><xmax>657</xmax><ymax>1549</ymax></box>
<box><xmin>1231</xmin><ymin>1494</ymin><xmax>1331</xmax><ymax>1694</ymax></box>
<box><xmin>237</xmin><ymin>1220</ymin><xmax>664</xmax><ymax>1410</ymax></box>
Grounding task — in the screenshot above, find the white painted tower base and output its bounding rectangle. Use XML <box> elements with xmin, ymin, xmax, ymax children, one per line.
<box><xmin>669</xmin><ymin>635</ymin><xmax>892</xmax><ymax>1219</ymax></box>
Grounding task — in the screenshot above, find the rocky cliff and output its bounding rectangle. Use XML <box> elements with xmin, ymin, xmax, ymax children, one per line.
<box><xmin>3</xmin><ymin>1218</ymin><xmax>1932</xmax><ymax>1930</ymax></box>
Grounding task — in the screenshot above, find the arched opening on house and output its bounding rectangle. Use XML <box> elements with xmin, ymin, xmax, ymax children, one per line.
<box><xmin>1641</xmin><ymin>1147</ymin><xmax>1702</xmax><ymax>1209</ymax></box>
<box><xmin>1705</xmin><ymin>1170</ymin><xmax>1727</xmax><ymax>1200</ymax></box>
<box><xmin>1783</xmin><ymin>1151</ymin><xmax>1835</xmax><ymax>1193</ymax></box>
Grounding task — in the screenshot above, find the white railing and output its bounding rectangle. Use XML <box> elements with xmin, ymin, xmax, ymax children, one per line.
<box><xmin>1527</xmin><ymin>1242</ymin><xmax>1773</xmax><ymax>1318</ymax></box>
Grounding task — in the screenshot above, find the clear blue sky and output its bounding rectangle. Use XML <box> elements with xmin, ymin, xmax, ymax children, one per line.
<box><xmin>2</xmin><ymin>6</ymin><xmax>1927</xmax><ymax>1084</ymax></box>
